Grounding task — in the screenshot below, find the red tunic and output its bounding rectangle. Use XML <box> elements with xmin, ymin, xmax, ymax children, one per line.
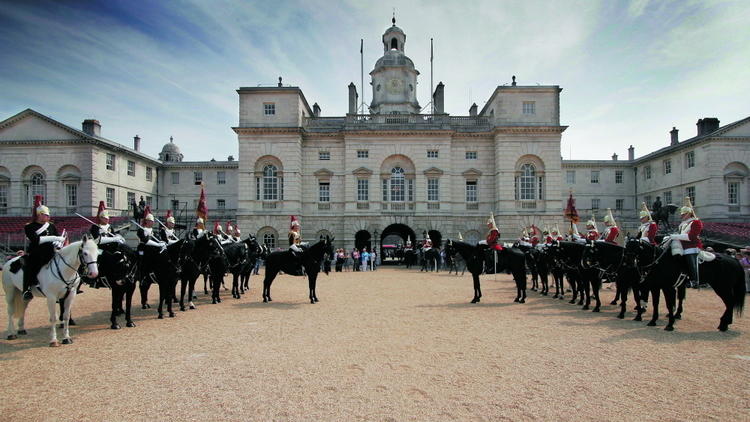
<box><xmin>601</xmin><ymin>226</ymin><xmax>619</xmax><ymax>244</ymax></box>
<box><xmin>679</xmin><ymin>218</ymin><xmax>703</xmax><ymax>250</ymax></box>
<box><xmin>586</xmin><ymin>230</ymin><xmax>599</xmax><ymax>241</ymax></box>
<box><xmin>638</xmin><ymin>222</ymin><xmax>658</xmax><ymax>245</ymax></box>
<box><xmin>531</xmin><ymin>237</ymin><xmax>539</xmax><ymax>246</ymax></box>
<box><xmin>486</xmin><ymin>228</ymin><xmax>502</xmax><ymax>250</ymax></box>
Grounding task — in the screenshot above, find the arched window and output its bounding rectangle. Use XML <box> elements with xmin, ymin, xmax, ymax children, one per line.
<box><xmin>262</xmin><ymin>165</ymin><xmax>278</xmax><ymax>200</ymax></box>
<box><xmin>518</xmin><ymin>164</ymin><xmax>536</xmax><ymax>200</ymax></box>
<box><xmin>263</xmin><ymin>233</ymin><xmax>276</xmax><ymax>249</ymax></box>
<box><xmin>391</xmin><ymin>38</ymin><xmax>398</xmax><ymax>50</ymax></box>
<box><xmin>30</xmin><ymin>172</ymin><xmax>46</xmax><ymax>206</ymax></box>
<box><xmin>390</xmin><ymin>167</ymin><xmax>405</xmax><ymax>202</ymax></box>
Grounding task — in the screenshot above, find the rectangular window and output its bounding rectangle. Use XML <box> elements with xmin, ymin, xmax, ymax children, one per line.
<box><xmin>127</xmin><ymin>160</ymin><xmax>135</xmax><ymax>177</ymax></box>
<box><xmin>591</xmin><ymin>198</ymin><xmax>600</xmax><ymax>210</ymax></box>
<box><xmin>663</xmin><ymin>159</ymin><xmax>672</xmax><ymax>175</ymax></box>
<box><xmin>664</xmin><ymin>191</ymin><xmax>672</xmax><ymax>204</ymax></box>
<box><xmin>728</xmin><ymin>182</ymin><xmax>739</xmax><ymax>205</ymax></box>
<box><xmin>685</xmin><ymin>151</ymin><xmax>695</xmax><ymax>168</ymax></box>
<box><xmin>427</xmin><ymin>178</ymin><xmax>439</xmax><ymax>201</ymax></box>
<box><xmin>382</xmin><ymin>179</ymin><xmax>388</xmax><ymax>201</ymax></box>
<box><xmin>590</xmin><ymin>170</ymin><xmax>599</xmax><ymax>184</ymax></box>
<box><xmin>106</xmin><ymin>187</ymin><xmax>115</xmax><ymax>208</ymax></box>
<box><xmin>66</xmin><ymin>184</ymin><xmax>77</xmax><ymax>207</ymax></box>
<box><xmin>145</xmin><ymin>196</ymin><xmax>152</xmax><ymax>206</ymax></box>
<box><xmin>217</xmin><ymin>199</ymin><xmax>226</xmax><ymax>210</ymax></box>
<box><xmin>171</xmin><ymin>200</ymin><xmax>179</xmax><ymax>211</ymax></box>
<box><xmin>644</xmin><ymin>165</ymin><xmax>652</xmax><ymax>180</ymax></box>
<box><xmin>427</xmin><ymin>150</ymin><xmax>439</xmax><ymax>158</ymax></box>
<box><xmin>466</xmin><ymin>181</ymin><xmax>477</xmax><ymax>202</ymax></box>
<box><xmin>171</xmin><ymin>172</ymin><xmax>179</xmax><ymax>184</ymax></box>
<box><xmin>127</xmin><ymin>192</ymin><xmax>135</xmax><ymax>207</ymax></box>
<box><xmin>616</xmin><ymin>199</ymin><xmax>624</xmax><ymax>211</ymax></box>
<box><xmin>686</xmin><ymin>186</ymin><xmax>695</xmax><ymax>205</ymax></box>
<box><xmin>263</xmin><ymin>103</ymin><xmax>275</xmax><ymax>115</ymax></box>
<box><xmin>615</xmin><ymin>170</ymin><xmax>623</xmax><ymax>184</ymax></box>
<box><xmin>194</xmin><ymin>171</ymin><xmax>202</xmax><ymax>185</ymax></box>
<box><xmin>319</xmin><ymin>151</ymin><xmax>330</xmax><ymax>161</ymax></box>
<box><xmin>357</xmin><ymin>179</ymin><xmax>369</xmax><ymax>201</ymax></box>
<box><xmin>357</xmin><ymin>150</ymin><xmax>369</xmax><ymax>159</ymax></box>
<box><xmin>407</xmin><ymin>179</ymin><xmax>414</xmax><ymax>202</ymax></box>
<box><xmin>644</xmin><ymin>195</ymin><xmax>652</xmax><ymax>208</ymax></box>
<box><xmin>465</xmin><ymin>151</ymin><xmax>477</xmax><ymax>160</ymax></box>
<box><xmin>146</xmin><ymin>166</ymin><xmax>153</xmax><ymax>181</ymax></box>
<box><xmin>0</xmin><ymin>185</ymin><xmax>7</xmax><ymax>215</ymax></box>
<box><xmin>522</xmin><ymin>101</ymin><xmax>536</xmax><ymax>115</ymax></box>
<box><xmin>319</xmin><ymin>182</ymin><xmax>330</xmax><ymax>202</ymax></box>
<box><xmin>217</xmin><ymin>171</ymin><xmax>226</xmax><ymax>185</ymax></box>
<box><xmin>566</xmin><ymin>170</ymin><xmax>575</xmax><ymax>184</ymax></box>
<box><xmin>106</xmin><ymin>153</ymin><xmax>115</xmax><ymax>171</ymax></box>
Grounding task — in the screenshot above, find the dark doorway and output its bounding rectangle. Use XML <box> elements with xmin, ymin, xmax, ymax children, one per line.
<box><xmin>354</xmin><ymin>230</ymin><xmax>371</xmax><ymax>251</ymax></box>
<box><xmin>380</xmin><ymin>224</ymin><xmax>416</xmax><ymax>264</ymax></box>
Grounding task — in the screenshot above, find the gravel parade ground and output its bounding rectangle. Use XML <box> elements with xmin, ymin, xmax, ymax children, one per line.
<box><xmin>1</xmin><ymin>267</ymin><xmax>748</xmax><ymax>421</ymax></box>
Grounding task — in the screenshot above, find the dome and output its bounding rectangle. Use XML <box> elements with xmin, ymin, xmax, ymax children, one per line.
<box><xmin>384</xmin><ymin>25</ymin><xmax>404</xmax><ymax>35</ymax></box>
<box><xmin>373</xmin><ymin>49</ymin><xmax>415</xmax><ymax>72</ymax></box>
<box><xmin>159</xmin><ymin>136</ymin><xmax>183</xmax><ymax>162</ymax></box>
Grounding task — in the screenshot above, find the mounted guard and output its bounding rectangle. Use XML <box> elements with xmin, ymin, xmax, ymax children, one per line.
<box><xmin>159</xmin><ymin>210</ymin><xmax>180</xmax><ymax>245</ymax></box>
<box><xmin>22</xmin><ymin>196</ymin><xmax>66</xmax><ymax>300</ymax></box>
<box><xmin>288</xmin><ymin>215</ymin><xmax>306</xmax><ymax>276</ymax></box>
<box><xmin>636</xmin><ymin>202</ymin><xmax>658</xmax><ymax>245</ymax></box>
<box><xmin>599</xmin><ymin>208</ymin><xmax>619</xmax><ymax>244</ymax></box>
<box><xmin>585</xmin><ymin>215</ymin><xmax>599</xmax><ymax>241</ymax></box>
<box><xmin>422</xmin><ymin>233</ymin><xmax>433</xmax><ymax>251</ymax></box>
<box><xmin>89</xmin><ymin>201</ymin><xmax>124</xmax><ymax>245</ymax></box>
<box><xmin>663</xmin><ymin>197</ymin><xmax>705</xmax><ymax>288</ymax></box>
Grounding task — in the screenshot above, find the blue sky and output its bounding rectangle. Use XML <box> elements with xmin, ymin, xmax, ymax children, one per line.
<box><xmin>1</xmin><ymin>0</ymin><xmax>748</xmax><ymax>161</ymax></box>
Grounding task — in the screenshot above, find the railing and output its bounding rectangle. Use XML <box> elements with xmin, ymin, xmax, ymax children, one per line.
<box><xmin>427</xmin><ymin>203</ymin><xmax>440</xmax><ymax>210</ymax></box>
<box><xmin>262</xmin><ymin>202</ymin><xmax>278</xmax><ymax>209</ymax></box>
<box><xmin>318</xmin><ymin>203</ymin><xmax>330</xmax><ymax>210</ymax></box>
<box><xmin>381</xmin><ymin>202</ymin><xmax>415</xmax><ymax>212</ymax></box>
<box><xmin>517</xmin><ymin>200</ymin><xmax>537</xmax><ymax>210</ymax></box>
<box><xmin>466</xmin><ymin>203</ymin><xmax>479</xmax><ymax>210</ymax></box>
<box><xmin>303</xmin><ymin>114</ymin><xmax>492</xmax><ymax>130</ymax></box>
<box><xmin>357</xmin><ymin>202</ymin><xmax>369</xmax><ymax>210</ymax></box>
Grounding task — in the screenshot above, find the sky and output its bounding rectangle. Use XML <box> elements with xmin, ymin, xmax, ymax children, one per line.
<box><xmin>1</xmin><ymin>0</ymin><xmax>748</xmax><ymax>161</ymax></box>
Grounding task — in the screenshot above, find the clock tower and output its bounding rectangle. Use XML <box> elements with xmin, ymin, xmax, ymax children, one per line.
<box><xmin>369</xmin><ymin>17</ymin><xmax>421</xmax><ymax>115</ymax></box>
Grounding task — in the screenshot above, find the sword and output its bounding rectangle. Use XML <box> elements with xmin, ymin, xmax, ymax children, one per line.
<box><xmin>75</xmin><ymin>213</ymin><xmax>96</xmax><ymax>225</ymax></box>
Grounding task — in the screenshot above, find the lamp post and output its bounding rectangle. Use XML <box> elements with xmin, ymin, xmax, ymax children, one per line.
<box><xmin>372</xmin><ymin>229</ymin><xmax>379</xmax><ymax>269</ymax></box>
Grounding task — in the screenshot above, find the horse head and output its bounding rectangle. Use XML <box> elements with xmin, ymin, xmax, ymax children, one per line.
<box><xmin>80</xmin><ymin>233</ymin><xmax>99</xmax><ymax>279</ymax></box>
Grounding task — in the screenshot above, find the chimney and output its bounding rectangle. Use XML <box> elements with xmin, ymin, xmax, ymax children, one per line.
<box><xmin>628</xmin><ymin>145</ymin><xmax>635</xmax><ymax>161</ymax></box>
<box><xmin>469</xmin><ymin>103</ymin><xmax>478</xmax><ymax>117</ymax></box>
<box><xmin>228</xmin><ymin>155</ymin><xmax>234</xmax><ymax>161</ymax></box>
<box><xmin>670</xmin><ymin>127</ymin><xmax>679</xmax><ymax>145</ymax></box>
<box><xmin>313</xmin><ymin>102</ymin><xmax>321</xmax><ymax>117</ymax></box>
<box><xmin>348</xmin><ymin>82</ymin><xmax>358</xmax><ymax>114</ymax></box>
<box><xmin>612</xmin><ymin>153</ymin><xmax>618</xmax><ymax>161</ymax></box>
<box><xmin>82</xmin><ymin>119</ymin><xmax>101</xmax><ymax>136</ymax></box>
<box><xmin>696</xmin><ymin>117</ymin><xmax>720</xmax><ymax>136</ymax></box>
<box><xmin>432</xmin><ymin>82</ymin><xmax>445</xmax><ymax>114</ymax></box>
<box><xmin>133</xmin><ymin>135</ymin><xmax>141</xmax><ymax>151</ymax></box>
<box><xmin>277</xmin><ymin>76</ymin><xmax>283</xmax><ymax>87</ymax></box>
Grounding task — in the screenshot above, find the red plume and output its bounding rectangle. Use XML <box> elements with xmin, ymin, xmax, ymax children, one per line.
<box><xmin>213</xmin><ymin>221</ymin><xmax>221</xmax><ymax>234</ymax></box>
<box><xmin>31</xmin><ymin>195</ymin><xmax>43</xmax><ymax>219</ymax></box>
<box><xmin>96</xmin><ymin>200</ymin><xmax>106</xmax><ymax>223</ymax></box>
<box><xmin>142</xmin><ymin>205</ymin><xmax>151</xmax><ymax>223</ymax></box>
<box><xmin>166</xmin><ymin>209</ymin><xmax>173</xmax><ymax>219</ymax></box>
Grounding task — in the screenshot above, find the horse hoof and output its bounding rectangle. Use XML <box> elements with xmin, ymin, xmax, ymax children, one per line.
<box><xmin>50</xmin><ymin>341</ymin><xmax>60</xmax><ymax>347</ymax></box>
<box><xmin>192</xmin><ymin>295</ymin><xmax>197</xmax><ymax>300</ymax></box>
<box><xmin>189</xmin><ymin>305</ymin><xmax>196</xmax><ymax>310</ymax></box>
<box><xmin>634</xmin><ymin>316</ymin><xmax>642</xmax><ymax>322</ymax></box>
<box><xmin>180</xmin><ymin>306</ymin><xmax>186</xmax><ymax>312</ymax></box>
<box><xmin>718</xmin><ymin>324</ymin><xmax>729</xmax><ymax>332</ymax></box>
<box><xmin>471</xmin><ymin>298</ymin><xmax>479</xmax><ymax>304</ymax></box>
<box><xmin>169</xmin><ymin>313</ymin><xmax>175</xmax><ymax>318</ymax></box>
<box><xmin>592</xmin><ymin>308</ymin><xmax>600</xmax><ymax>313</ymax></box>
<box><xmin>617</xmin><ymin>314</ymin><xmax>624</xmax><ymax>319</ymax></box>
<box><xmin>62</xmin><ymin>338</ymin><xmax>73</xmax><ymax>345</ymax></box>
<box><xmin>111</xmin><ymin>324</ymin><xmax>121</xmax><ymax>330</ymax></box>
<box><xmin>126</xmin><ymin>321</ymin><xmax>136</xmax><ymax>328</ymax></box>
<box><xmin>582</xmin><ymin>306</ymin><xmax>589</xmax><ymax>310</ymax></box>
<box><xmin>568</xmin><ymin>300</ymin><xmax>575</xmax><ymax>304</ymax></box>
<box><xmin>263</xmin><ymin>299</ymin><xmax>268</xmax><ymax>303</ymax></box>
<box><xmin>68</xmin><ymin>319</ymin><xmax>77</xmax><ymax>326</ymax></box>
<box><xmin>609</xmin><ymin>300</ymin><xmax>618</xmax><ymax>305</ymax></box>
<box><xmin>675</xmin><ymin>314</ymin><xmax>682</xmax><ymax>320</ymax></box>
<box><xmin>310</xmin><ymin>300</ymin><xmax>315</xmax><ymax>304</ymax></box>
<box><xmin>212</xmin><ymin>300</ymin><xmax>217</xmax><ymax>304</ymax></box>
<box><xmin>664</xmin><ymin>326</ymin><xmax>674</xmax><ymax>332</ymax></box>
<box><xmin>158</xmin><ymin>314</ymin><xmax>164</xmax><ymax>319</ymax></box>
<box><xmin>7</xmin><ymin>334</ymin><xmax>18</xmax><ymax>340</ymax></box>
<box><xmin>314</xmin><ymin>298</ymin><xmax>319</xmax><ymax>302</ymax></box>
<box><xmin>519</xmin><ymin>298</ymin><xmax>526</xmax><ymax>304</ymax></box>
<box><xmin>559</xmin><ymin>296</ymin><xmax>565</xmax><ymax>300</ymax></box>
<box><xmin>18</xmin><ymin>330</ymin><xmax>27</xmax><ymax>335</ymax></box>
<box><xmin>647</xmin><ymin>321</ymin><xmax>657</xmax><ymax>327</ymax></box>
<box><xmin>513</xmin><ymin>298</ymin><xmax>520</xmax><ymax>303</ymax></box>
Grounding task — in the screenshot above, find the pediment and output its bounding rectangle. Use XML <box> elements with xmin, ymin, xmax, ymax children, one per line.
<box><xmin>352</xmin><ymin>167</ymin><xmax>373</xmax><ymax>176</ymax></box>
<box><xmin>462</xmin><ymin>168</ymin><xmax>483</xmax><ymax>179</ymax></box>
<box><xmin>721</xmin><ymin>119</ymin><xmax>750</xmax><ymax>137</ymax></box>
<box><xmin>314</xmin><ymin>168</ymin><xmax>334</xmax><ymax>178</ymax></box>
<box><xmin>423</xmin><ymin>167</ymin><xmax>444</xmax><ymax>177</ymax></box>
<box><xmin>0</xmin><ymin>110</ymin><xmax>85</xmax><ymax>142</ymax></box>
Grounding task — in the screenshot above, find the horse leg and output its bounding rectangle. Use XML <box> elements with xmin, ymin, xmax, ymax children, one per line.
<box><xmin>111</xmin><ymin>286</ymin><xmax>121</xmax><ymax>329</ymax></box>
<box><xmin>610</xmin><ymin>281</ymin><xmax>619</xmax><ymax>305</ymax></box>
<box><xmin>140</xmin><ymin>278</ymin><xmax>151</xmax><ymax>309</ymax></box>
<box><xmin>674</xmin><ymin>285</ymin><xmax>685</xmax><ymax>320</ymax></box>
<box><xmin>664</xmin><ymin>287</ymin><xmax>677</xmax><ymax>331</ymax></box>
<box><xmin>471</xmin><ymin>273</ymin><xmax>481</xmax><ymax>303</ymax></box>
<box><xmin>541</xmin><ymin>273</ymin><xmax>548</xmax><ymax>296</ymax></box>
<box><xmin>60</xmin><ymin>291</ymin><xmax>76</xmax><ymax>344</ymax></box>
<box><xmin>308</xmin><ymin>273</ymin><xmax>316</xmax><ymax>304</ymax></box>
<box><xmin>592</xmin><ymin>278</ymin><xmax>602</xmax><ymax>312</ymax></box>
<box><xmin>58</xmin><ymin>299</ymin><xmax>75</xmax><ymax>326</ymax></box>
<box><xmin>5</xmin><ymin>284</ymin><xmax>19</xmax><ymax>340</ymax></box>
<box><xmin>157</xmin><ymin>282</ymin><xmax>165</xmax><ymax>319</ymax></box>
<box><xmin>517</xmin><ymin>270</ymin><xmax>527</xmax><ymax>303</ymax></box>
<box><xmin>633</xmin><ymin>283</ymin><xmax>644</xmax><ymax>321</ymax></box>
<box><xmin>47</xmin><ymin>296</ymin><xmax>60</xmax><ymax>347</ymax></box>
<box><xmin>617</xmin><ymin>280</ymin><xmax>627</xmax><ymax>319</ymax></box>
<box><xmin>647</xmin><ymin>287</ymin><xmax>660</xmax><ymax>326</ymax></box>
<box><xmin>125</xmin><ymin>282</ymin><xmax>136</xmax><ymax>327</ymax></box>
<box><xmin>581</xmin><ymin>278</ymin><xmax>590</xmax><ymax>310</ymax></box>
<box><xmin>167</xmin><ymin>280</ymin><xmax>176</xmax><ymax>318</ymax></box>
<box><xmin>188</xmin><ymin>277</ymin><xmax>197</xmax><ymax>309</ymax></box>
<box><xmin>203</xmin><ymin>273</ymin><xmax>209</xmax><ymax>295</ymax></box>
<box><xmin>179</xmin><ymin>278</ymin><xmax>187</xmax><ymax>311</ymax></box>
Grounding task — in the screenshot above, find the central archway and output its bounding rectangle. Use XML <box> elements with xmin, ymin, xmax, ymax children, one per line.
<box><xmin>380</xmin><ymin>224</ymin><xmax>416</xmax><ymax>264</ymax></box>
<box><xmin>354</xmin><ymin>230</ymin><xmax>371</xmax><ymax>251</ymax></box>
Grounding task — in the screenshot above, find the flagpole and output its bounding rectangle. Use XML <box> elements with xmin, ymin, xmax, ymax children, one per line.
<box><xmin>360</xmin><ymin>38</ymin><xmax>364</xmax><ymax>114</ymax></box>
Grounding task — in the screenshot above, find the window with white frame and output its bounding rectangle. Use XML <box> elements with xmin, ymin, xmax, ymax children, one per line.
<box><xmin>145</xmin><ymin>196</ymin><xmax>152</xmax><ymax>206</ymax></box>
<box><xmin>644</xmin><ymin>165</ymin><xmax>652</xmax><ymax>180</ymax></box>
<box><xmin>217</xmin><ymin>171</ymin><xmax>226</xmax><ymax>185</ymax></box>
<box><xmin>263</xmin><ymin>103</ymin><xmax>275</xmax><ymax>115</ymax></box>
<box><xmin>106</xmin><ymin>187</ymin><xmax>115</xmax><ymax>208</ymax></box>
<box><xmin>171</xmin><ymin>172</ymin><xmax>179</xmax><ymax>184</ymax></box>
<box><xmin>357</xmin><ymin>150</ymin><xmax>368</xmax><ymax>158</ymax></box>
<box><xmin>615</xmin><ymin>170</ymin><xmax>623</xmax><ymax>184</ymax></box>
<box><xmin>65</xmin><ymin>184</ymin><xmax>77</xmax><ymax>208</ymax></box>
<box><xmin>465</xmin><ymin>151</ymin><xmax>477</xmax><ymax>160</ymax></box>
<box><xmin>566</xmin><ymin>170</ymin><xmax>575</xmax><ymax>184</ymax></box>
<box><xmin>685</xmin><ymin>151</ymin><xmax>695</xmax><ymax>168</ymax></box>
<box><xmin>522</xmin><ymin>101</ymin><xmax>536</xmax><ymax>115</ymax></box>
<box><xmin>217</xmin><ymin>199</ymin><xmax>226</xmax><ymax>210</ymax></box>
<box><xmin>194</xmin><ymin>171</ymin><xmax>202</xmax><ymax>185</ymax></box>
<box><xmin>127</xmin><ymin>192</ymin><xmax>135</xmax><ymax>207</ymax></box>
<box><xmin>616</xmin><ymin>199</ymin><xmax>624</xmax><ymax>211</ymax></box>
<box><xmin>728</xmin><ymin>182</ymin><xmax>739</xmax><ymax>206</ymax></box>
<box><xmin>466</xmin><ymin>181</ymin><xmax>477</xmax><ymax>202</ymax></box>
<box><xmin>644</xmin><ymin>195</ymin><xmax>652</xmax><ymax>207</ymax></box>
<box><xmin>663</xmin><ymin>159</ymin><xmax>671</xmax><ymax>174</ymax></box>
<box><xmin>127</xmin><ymin>160</ymin><xmax>135</xmax><ymax>177</ymax></box>
<box><xmin>146</xmin><ymin>166</ymin><xmax>153</xmax><ymax>181</ymax></box>
<box><xmin>388</xmin><ymin>167</ymin><xmax>405</xmax><ymax>201</ymax></box>
<box><xmin>318</xmin><ymin>182</ymin><xmax>330</xmax><ymax>202</ymax></box>
<box><xmin>0</xmin><ymin>184</ymin><xmax>8</xmax><ymax>215</ymax></box>
<box><xmin>427</xmin><ymin>150</ymin><xmax>439</xmax><ymax>158</ymax></box>
<box><xmin>357</xmin><ymin>179</ymin><xmax>368</xmax><ymax>201</ymax></box>
<box><xmin>664</xmin><ymin>191</ymin><xmax>672</xmax><ymax>204</ymax></box>
<box><xmin>29</xmin><ymin>172</ymin><xmax>46</xmax><ymax>206</ymax></box>
<box><xmin>263</xmin><ymin>233</ymin><xmax>276</xmax><ymax>249</ymax></box>
<box><xmin>427</xmin><ymin>178</ymin><xmax>439</xmax><ymax>201</ymax></box>
<box><xmin>518</xmin><ymin>164</ymin><xmax>537</xmax><ymax>200</ymax></box>
<box><xmin>106</xmin><ymin>153</ymin><xmax>115</xmax><ymax>170</ymax></box>
<box><xmin>590</xmin><ymin>170</ymin><xmax>600</xmax><ymax>184</ymax></box>
<box><xmin>591</xmin><ymin>198</ymin><xmax>600</xmax><ymax>210</ymax></box>
<box><xmin>319</xmin><ymin>151</ymin><xmax>330</xmax><ymax>161</ymax></box>
<box><xmin>686</xmin><ymin>186</ymin><xmax>695</xmax><ymax>205</ymax></box>
<box><xmin>261</xmin><ymin>165</ymin><xmax>279</xmax><ymax>201</ymax></box>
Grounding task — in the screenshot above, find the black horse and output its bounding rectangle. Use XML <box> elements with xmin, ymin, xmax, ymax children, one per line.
<box><xmin>139</xmin><ymin>240</ymin><xmax>184</xmax><ymax>318</ymax></box>
<box><xmin>262</xmin><ymin>236</ymin><xmax>334</xmax><ymax>304</ymax></box>
<box><xmin>624</xmin><ymin>238</ymin><xmax>745</xmax><ymax>331</ymax></box>
<box><xmin>548</xmin><ymin>241</ymin><xmax>601</xmax><ymax>311</ymax></box>
<box><xmin>404</xmin><ymin>249</ymin><xmax>418</xmax><ymax>268</ymax></box>
<box><xmin>240</xmin><ymin>241</ymin><xmax>267</xmax><ymax>295</ymax></box>
<box><xmin>420</xmin><ymin>248</ymin><xmax>441</xmax><ymax>272</ymax></box>
<box><xmin>582</xmin><ymin>240</ymin><xmax>648</xmax><ymax>320</ymax></box>
<box><xmin>178</xmin><ymin>234</ymin><xmax>221</xmax><ymax>311</ymax></box>
<box><xmin>653</xmin><ymin>204</ymin><xmax>678</xmax><ymax>231</ymax></box>
<box><xmin>443</xmin><ymin>241</ymin><xmax>465</xmax><ymax>276</ymax></box>
<box><xmin>445</xmin><ymin>240</ymin><xmax>527</xmax><ymax>304</ymax></box>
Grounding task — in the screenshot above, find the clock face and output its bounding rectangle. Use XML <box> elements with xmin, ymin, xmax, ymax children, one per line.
<box><xmin>387</xmin><ymin>78</ymin><xmax>402</xmax><ymax>94</ymax></box>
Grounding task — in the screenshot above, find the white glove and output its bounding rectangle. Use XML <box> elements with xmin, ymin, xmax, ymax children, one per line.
<box><xmin>478</xmin><ymin>240</ymin><xmax>488</xmax><ymax>245</ymax></box>
<box><xmin>662</xmin><ymin>235</ymin><xmax>671</xmax><ymax>242</ymax></box>
<box><xmin>672</xmin><ymin>233</ymin><xmax>690</xmax><ymax>241</ymax></box>
<box><xmin>39</xmin><ymin>235</ymin><xmax>60</xmax><ymax>244</ymax></box>
<box><xmin>146</xmin><ymin>239</ymin><xmax>165</xmax><ymax>248</ymax></box>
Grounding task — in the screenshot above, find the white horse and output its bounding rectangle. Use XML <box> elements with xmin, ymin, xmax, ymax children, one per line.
<box><xmin>3</xmin><ymin>234</ymin><xmax>99</xmax><ymax>347</ymax></box>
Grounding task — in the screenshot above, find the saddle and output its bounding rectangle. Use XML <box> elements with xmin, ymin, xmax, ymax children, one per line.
<box><xmin>698</xmin><ymin>250</ymin><xmax>716</xmax><ymax>263</ymax></box>
<box><xmin>482</xmin><ymin>248</ymin><xmax>509</xmax><ymax>275</ymax></box>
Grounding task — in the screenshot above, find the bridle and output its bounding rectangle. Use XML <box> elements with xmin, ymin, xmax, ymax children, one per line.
<box><xmin>51</xmin><ymin>242</ymin><xmax>97</xmax><ymax>290</ymax></box>
<box><xmin>582</xmin><ymin>242</ymin><xmax>624</xmax><ymax>279</ymax></box>
<box><xmin>624</xmin><ymin>239</ymin><xmax>668</xmax><ymax>283</ymax></box>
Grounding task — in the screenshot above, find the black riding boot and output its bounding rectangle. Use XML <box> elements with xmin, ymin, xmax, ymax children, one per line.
<box><xmin>683</xmin><ymin>253</ymin><xmax>699</xmax><ymax>288</ymax></box>
<box><xmin>22</xmin><ymin>263</ymin><xmax>35</xmax><ymax>301</ymax></box>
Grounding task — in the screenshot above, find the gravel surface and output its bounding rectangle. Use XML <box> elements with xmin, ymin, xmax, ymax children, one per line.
<box><xmin>1</xmin><ymin>268</ymin><xmax>748</xmax><ymax>421</ymax></box>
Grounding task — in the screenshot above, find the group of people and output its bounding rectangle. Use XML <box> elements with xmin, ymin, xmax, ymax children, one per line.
<box><xmin>333</xmin><ymin>247</ymin><xmax>378</xmax><ymax>272</ymax></box>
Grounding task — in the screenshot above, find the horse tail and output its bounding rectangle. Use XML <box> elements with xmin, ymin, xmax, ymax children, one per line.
<box><xmin>732</xmin><ymin>266</ymin><xmax>746</xmax><ymax>317</ymax></box>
